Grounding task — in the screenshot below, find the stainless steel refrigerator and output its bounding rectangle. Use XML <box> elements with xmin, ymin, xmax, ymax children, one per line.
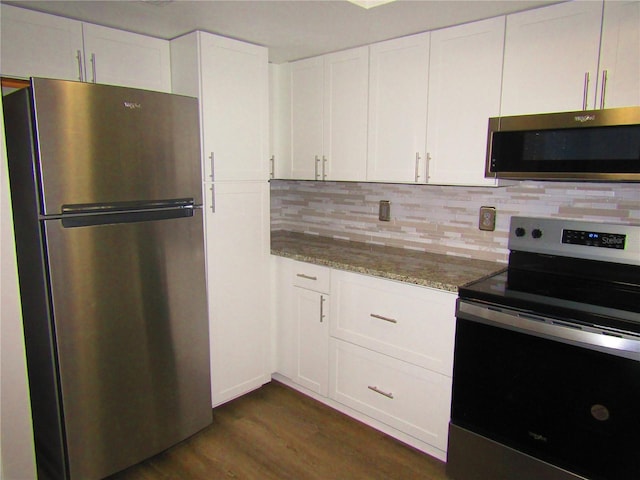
<box><xmin>3</xmin><ymin>78</ymin><xmax>212</xmax><ymax>480</ymax></box>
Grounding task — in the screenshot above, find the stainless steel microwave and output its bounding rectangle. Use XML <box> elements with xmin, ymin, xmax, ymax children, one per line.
<box><xmin>485</xmin><ymin>106</ymin><xmax>640</xmax><ymax>181</ymax></box>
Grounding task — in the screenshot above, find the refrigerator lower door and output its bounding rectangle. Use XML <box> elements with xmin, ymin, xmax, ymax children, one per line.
<box><xmin>43</xmin><ymin>209</ymin><xmax>211</xmax><ymax>479</ymax></box>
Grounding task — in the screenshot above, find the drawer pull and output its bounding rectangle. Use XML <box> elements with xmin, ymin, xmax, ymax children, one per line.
<box><xmin>370</xmin><ymin>313</ymin><xmax>397</xmax><ymax>324</ymax></box>
<box><xmin>368</xmin><ymin>385</ymin><xmax>394</xmax><ymax>399</ymax></box>
<box><xmin>296</xmin><ymin>273</ymin><xmax>317</xmax><ymax>281</ymax></box>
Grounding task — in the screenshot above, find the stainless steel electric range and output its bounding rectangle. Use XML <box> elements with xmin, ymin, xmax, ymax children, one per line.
<box><xmin>447</xmin><ymin>216</ymin><xmax>640</xmax><ymax>480</ymax></box>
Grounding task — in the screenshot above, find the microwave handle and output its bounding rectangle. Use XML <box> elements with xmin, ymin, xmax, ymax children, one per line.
<box><xmin>599</xmin><ymin>70</ymin><xmax>609</xmax><ymax>110</ymax></box>
<box><xmin>582</xmin><ymin>72</ymin><xmax>590</xmax><ymax>110</ymax></box>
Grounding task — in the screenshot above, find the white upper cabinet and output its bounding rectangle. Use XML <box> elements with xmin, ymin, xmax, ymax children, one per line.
<box><xmin>199</xmin><ymin>34</ymin><xmax>268</xmax><ymax>182</ymax></box>
<box><xmin>290</xmin><ymin>56</ymin><xmax>324</xmax><ymax>180</ymax></box>
<box><xmin>597</xmin><ymin>1</ymin><xmax>640</xmax><ymax>109</ymax></box>
<box><xmin>367</xmin><ymin>33</ymin><xmax>430</xmax><ymax>183</ymax></box>
<box><xmin>426</xmin><ymin>17</ymin><xmax>506</xmax><ymax>186</ymax></box>
<box><xmin>501</xmin><ymin>1</ymin><xmax>603</xmax><ymax>115</ymax></box>
<box><xmin>81</xmin><ymin>24</ymin><xmax>171</xmax><ymax>92</ymax></box>
<box><xmin>1</xmin><ymin>4</ymin><xmax>171</xmax><ymax>92</ymax></box>
<box><xmin>269</xmin><ymin>63</ymin><xmax>292</xmax><ymax>179</ymax></box>
<box><xmin>171</xmin><ymin>32</ymin><xmax>269</xmax><ymax>182</ymax></box>
<box><xmin>323</xmin><ymin>47</ymin><xmax>369</xmax><ymax>181</ymax></box>
<box><xmin>289</xmin><ymin>47</ymin><xmax>369</xmax><ymax>181</ymax></box>
<box><xmin>1</xmin><ymin>4</ymin><xmax>84</xmax><ymax>81</ymax></box>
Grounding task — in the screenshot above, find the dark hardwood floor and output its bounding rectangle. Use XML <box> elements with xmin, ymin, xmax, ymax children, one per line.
<box><xmin>108</xmin><ymin>380</ymin><xmax>450</xmax><ymax>479</ymax></box>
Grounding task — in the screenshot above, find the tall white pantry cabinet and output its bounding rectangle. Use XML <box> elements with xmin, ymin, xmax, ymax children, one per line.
<box><xmin>170</xmin><ymin>32</ymin><xmax>271</xmax><ymax>407</ymax></box>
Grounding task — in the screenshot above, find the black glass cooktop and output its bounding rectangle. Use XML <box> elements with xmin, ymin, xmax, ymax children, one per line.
<box><xmin>459</xmin><ymin>253</ymin><xmax>640</xmax><ymax>336</ymax></box>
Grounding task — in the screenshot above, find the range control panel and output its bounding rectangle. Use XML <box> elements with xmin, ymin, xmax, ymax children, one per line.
<box><xmin>508</xmin><ymin>216</ymin><xmax>640</xmax><ymax>266</ymax></box>
<box><xmin>562</xmin><ymin>229</ymin><xmax>626</xmax><ymax>249</ymax></box>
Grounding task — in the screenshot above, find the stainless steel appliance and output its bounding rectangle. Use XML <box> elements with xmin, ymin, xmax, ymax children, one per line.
<box><xmin>485</xmin><ymin>106</ymin><xmax>640</xmax><ymax>181</ymax></box>
<box><xmin>447</xmin><ymin>216</ymin><xmax>640</xmax><ymax>480</ymax></box>
<box><xmin>3</xmin><ymin>78</ymin><xmax>212</xmax><ymax>480</ymax></box>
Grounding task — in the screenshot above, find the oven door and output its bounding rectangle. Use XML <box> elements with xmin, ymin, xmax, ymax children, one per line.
<box><xmin>448</xmin><ymin>299</ymin><xmax>640</xmax><ymax>480</ymax></box>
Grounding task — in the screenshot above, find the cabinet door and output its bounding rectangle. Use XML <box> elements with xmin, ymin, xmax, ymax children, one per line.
<box><xmin>501</xmin><ymin>1</ymin><xmax>603</xmax><ymax>115</ymax></box>
<box><xmin>597</xmin><ymin>1</ymin><xmax>640</xmax><ymax>109</ymax></box>
<box><xmin>269</xmin><ymin>63</ymin><xmax>292</xmax><ymax>179</ymax></box>
<box><xmin>426</xmin><ymin>17</ymin><xmax>505</xmax><ymax>186</ymax></box>
<box><xmin>367</xmin><ymin>33</ymin><xmax>430</xmax><ymax>183</ymax></box>
<box><xmin>273</xmin><ymin>257</ymin><xmax>295</xmax><ymax>378</ymax></box>
<box><xmin>199</xmin><ymin>33</ymin><xmax>269</xmax><ymax>182</ymax></box>
<box><xmin>293</xmin><ymin>287</ymin><xmax>329</xmax><ymax>396</ymax></box>
<box><xmin>0</xmin><ymin>4</ymin><xmax>83</xmax><ymax>81</ymax></box>
<box><xmin>323</xmin><ymin>47</ymin><xmax>369</xmax><ymax>181</ymax></box>
<box><xmin>81</xmin><ymin>23</ymin><xmax>171</xmax><ymax>92</ymax></box>
<box><xmin>204</xmin><ymin>182</ymin><xmax>271</xmax><ymax>406</ymax></box>
<box><xmin>290</xmin><ymin>57</ymin><xmax>324</xmax><ymax>180</ymax></box>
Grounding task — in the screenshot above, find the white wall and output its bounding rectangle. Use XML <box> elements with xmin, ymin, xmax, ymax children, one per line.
<box><xmin>1</xmin><ymin>97</ymin><xmax>37</xmax><ymax>480</ymax></box>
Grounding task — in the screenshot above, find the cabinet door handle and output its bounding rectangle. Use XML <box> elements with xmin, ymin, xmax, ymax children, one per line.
<box><xmin>270</xmin><ymin>155</ymin><xmax>275</xmax><ymax>179</ymax></box>
<box><xmin>582</xmin><ymin>71</ymin><xmax>590</xmax><ymax>110</ymax></box>
<box><xmin>296</xmin><ymin>273</ymin><xmax>317</xmax><ymax>281</ymax></box>
<box><xmin>599</xmin><ymin>70</ymin><xmax>608</xmax><ymax>110</ymax></box>
<box><xmin>414</xmin><ymin>152</ymin><xmax>421</xmax><ymax>182</ymax></box>
<box><xmin>426</xmin><ymin>152</ymin><xmax>431</xmax><ymax>181</ymax></box>
<box><xmin>315</xmin><ymin>155</ymin><xmax>320</xmax><ymax>180</ymax></box>
<box><xmin>320</xmin><ymin>295</ymin><xmax>326</xmax><ymax>323</ymax></box>
<box><xmin>209</xmin><ymin>185</ymin><xmax>215</xmax><ymax>213</ymax></box>
<box><xmin>370</xmin><ymin>313</ymin><xmax>398</xmax><ymax>324</ymax></box>
<box><xmin>90</xmin><ymin>53</ymin><xmax>97</xmax><ymax>83</ymax></box>
<box><xmin>76</xmin><ymin>50</ymin><xmax>84</xmax><ymax>82</ymax></box>
<box><xmin>209</xmin><ymin>152</ymin><xmax>215</xmax><ymax>181</ymax></box>
<box><xmin>368</xmin><ymin>385</ymin><xmax>394</xmax><ymax>399</ymax></box>
<box><xmin>322</xmin><ymin>156</ymin><xmax>327</xmax><ymax>180</ymax></box>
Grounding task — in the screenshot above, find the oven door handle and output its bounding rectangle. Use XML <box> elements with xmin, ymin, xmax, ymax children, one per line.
<box><xmin>457</xmin><ymin>300</ymin><xmax>640</xmax><ymax>361</ymax></box>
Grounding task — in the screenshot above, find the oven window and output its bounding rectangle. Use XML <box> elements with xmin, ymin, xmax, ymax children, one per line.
<box><xmin>451</xmin><ymin>317</ymin><xmax>640</xmax><ymax>480</ymax></box>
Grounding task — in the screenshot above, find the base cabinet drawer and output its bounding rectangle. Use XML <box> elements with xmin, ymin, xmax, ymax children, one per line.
<box><xmin>331</xmin><ymin>270</ymin><xmax>456</xmax><ymax>375</ymax></box>
<box><xmin>329</xmin><ymin>338</ymin><xmax>451</xmax><ymax>451</ymax></box>
<box><xmin>292</xmin><ymin>262</ymin><xmax>331</xmax><ymax>293</ymax></box>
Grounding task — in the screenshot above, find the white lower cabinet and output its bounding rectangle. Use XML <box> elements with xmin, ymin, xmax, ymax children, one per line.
<box><xmin>275</xmin><ymin>258</ymin><xmax>330</xmax><ymax>396</ymax></box>
<box><xmin>292</xmin><ymin>265</ymin><xmax>330</xmax><ymax>396</ymax></box>
<box><xmin>329</xmin><ymin>338</ymin><xmax>452</xmax><ymax>452</ymax></box>
<box><xmin>273</xmin><ymin>258</ymin><xmax>456</xmax><ymax>458</ymax></box>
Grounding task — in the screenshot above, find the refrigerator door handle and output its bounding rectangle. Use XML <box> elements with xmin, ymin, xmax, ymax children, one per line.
<box><xmin>60</xmin><ymin>198</ymin><xmax>196</xmax><ymax>215</ymax></box>
<box><xmin>59</xmin><ymin>199</ymin><xmax>197</xmax><ymax>228</ymax></box>
<box><xmin>61</xmin><ymin>206</ymin><xmax>195</xmax><ymax>228</ymax></box>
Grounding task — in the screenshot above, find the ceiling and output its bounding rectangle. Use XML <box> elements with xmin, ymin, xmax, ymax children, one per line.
<box><xmin>3</xmin><ymin>0</ymin><xmax>562</xmax><ymax>63</ymax></box>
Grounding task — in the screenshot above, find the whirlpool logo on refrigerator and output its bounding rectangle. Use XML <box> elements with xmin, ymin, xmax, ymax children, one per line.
<box><xmin>123</xmin><ymin>101</ymin><xmax>142</xmax><ymax>110</ymax></box>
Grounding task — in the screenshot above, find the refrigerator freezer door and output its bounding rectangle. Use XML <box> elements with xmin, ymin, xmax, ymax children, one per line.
<box><xmin>30</xmin><ymin>78</ymin><xmax>202</xmax><ymax>215</ymax></box>
<box><xmin>43</xmin><ymin>209</ymin><xmax>211</xmax><ymax>479</ymax></box>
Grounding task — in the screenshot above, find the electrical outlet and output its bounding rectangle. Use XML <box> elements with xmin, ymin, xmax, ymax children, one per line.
<box><xmin>479</xmin><ymin>206</ymin><xmax>496</xmax><ymax>231</ymax></box>
<box><xmin>379</xmin><ymin>200</ymin><xmax>391</xmax><ymax>221</ymax></box>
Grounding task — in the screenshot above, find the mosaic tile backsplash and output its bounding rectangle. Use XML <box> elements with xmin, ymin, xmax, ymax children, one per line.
<box><xmin>270</xmin><ymin>180</ymin><xmax>640</xmax><ymax>264</ymax></box>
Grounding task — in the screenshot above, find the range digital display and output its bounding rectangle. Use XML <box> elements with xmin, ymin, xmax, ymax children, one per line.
<box><xmin>562</xmin><ymin>229</ymin><xmax>626</xmax><ymax>249</ymax></box>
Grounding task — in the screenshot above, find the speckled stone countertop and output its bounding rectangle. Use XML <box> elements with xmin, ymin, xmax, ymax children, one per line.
<box><xmin>271</xmin><ymin>231</ymin><xmax>505</xmax><ymax>293</ymax></box>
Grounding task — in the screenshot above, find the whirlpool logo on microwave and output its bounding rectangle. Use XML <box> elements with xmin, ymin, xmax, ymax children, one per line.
<box><xmin>574</xmin><ymin>114</ymin><xmax>596</xmax><ymax>123</ymax></box>
<box><xmin>123</xmin><ymin>101</ymin><xmax>142</xmax><ymax>110</ymax></box>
